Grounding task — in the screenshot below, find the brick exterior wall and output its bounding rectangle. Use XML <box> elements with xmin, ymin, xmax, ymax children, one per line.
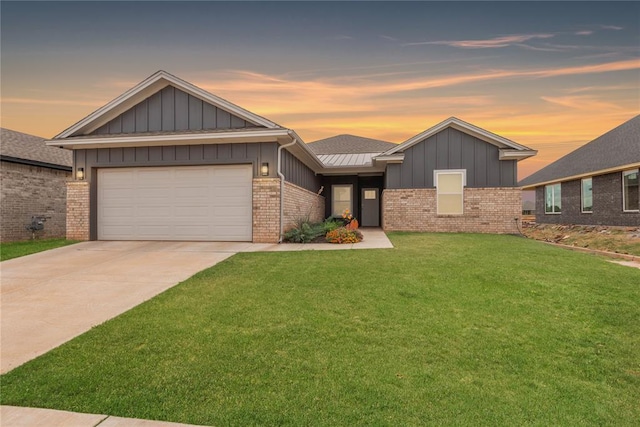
<box><xmin>534</xmin><ymin>171</ymin><xmax>640</xmax><ymax>226</ymax></box>
<box><xmin>0</xmin><ymin>161</ymin><xmax>70</xmax><ymax>242</ymax></box>
<box><xmin>383</xmin><ymin>187</ymin><xmax>521</xmax><ymax>234</ymax></box>
<box><xmin>66</xmin><ymin>181</ymin><xmax>90</xmax><ymax>241</ymax></box>
<box><xmin>283</xmin><ymin>181</ymin><xmax>325</xmax><ymax>231</ymax></box>
<box><xmin>252</xmin><ymin>178</ymin><xmax>281</xmax><ymax>243</ymax></box>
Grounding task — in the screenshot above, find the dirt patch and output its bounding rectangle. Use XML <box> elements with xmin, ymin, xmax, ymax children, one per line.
<box><xmin>522</xmin><ymin>222</ymin><xmax>640</xmax><ymax>257</ymax></box>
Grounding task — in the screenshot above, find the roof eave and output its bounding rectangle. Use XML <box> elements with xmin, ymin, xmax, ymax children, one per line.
<box><xmin>382</xmin><ymin>117</ymin><xmax>534</xmax><ymax>156</ymax></box>
<box><xmin>519</xmin><ymin>161</ymin><xmax>640</xmax><ymax>189</ymax></box>
<box><xmin>54</xmin><ymin>70</ymin><xmax>280</xmax><ymax>139</ymax></box>
<box><xmin>373</xmin><ymin>154</ymin><xmax>405</xmax><ymax>164</ymax></box>
<box><xmin>46</xmin><ymin>129</ymin><xmax>291</xmax><ymax>149</ymax></box>
<box><xmin>499</xmin><ymin>149</ymin><xmax>538</xmax><ymax>161</ymax></box>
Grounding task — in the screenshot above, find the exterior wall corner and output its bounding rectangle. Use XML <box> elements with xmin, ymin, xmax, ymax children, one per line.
<box><xmin>252</xmin><ymin>178</ymin><xmax>281</xmax><ymax>243</ymax></box>
<box><xmin>66</xmin><ymin>180</ymin><xmax>90</xmax><ymax>241</ymax></box>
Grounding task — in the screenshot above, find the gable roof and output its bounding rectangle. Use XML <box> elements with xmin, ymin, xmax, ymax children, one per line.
<box><xmin>308</xmin><ymin>134</ymin><xmax>396</xmax><ymax>154</ymax></box>
<box><xmin>1</xmin><ymin>128</ymin><xmax>72</xmax><ymax>169</ymax></box>
<box><xmin>379</xmin><ymin>117</ymin><xmax>536</xmax><ymax>161</ymax></box>
<box><xmin>54</xmin><ymin>70</ymin><xmax>281</xmax><ymax>139</ymax></box>
<box><xmin>519</xmin><ymin>115</ymin><xmax>640</xmax><ymax>188</ymax></box>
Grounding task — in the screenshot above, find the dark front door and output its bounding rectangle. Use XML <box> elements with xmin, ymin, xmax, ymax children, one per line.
<box><xmin>360</xmin><ymin>188</ymin><xmax>380</xmax><ymax>227</ymax></box>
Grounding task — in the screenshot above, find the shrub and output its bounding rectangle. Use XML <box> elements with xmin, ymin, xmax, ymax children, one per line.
<box><xmin>325</xmin><ymin>226</ymin><xmax>363</xmax><ymax>244</ymax></box>
<box><xmin>284</xmin><ymin>217</ymin><xmax>334</xmax><ymax>243</ymax></box>
<box><xmin>323</xmin><ymin>218</ymin><xmax>342</xmax><ymax>233</ymax></box>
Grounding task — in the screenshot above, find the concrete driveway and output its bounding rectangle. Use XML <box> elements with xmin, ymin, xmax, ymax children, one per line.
<box><xmin>0</xmin><ymin>241</ymin><xmax>253</xmax><ymax>373</ymax></box>
<box><xmin>0</xmin><ymin>230</ymin><xmax>393</xmax><ymax>374</ymax></box>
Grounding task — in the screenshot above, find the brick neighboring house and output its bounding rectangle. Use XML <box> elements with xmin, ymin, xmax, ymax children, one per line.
<box><xmin>48</xmin><ymin>70</ymin><xmax>536</xmax><ymax>243</ymax></box>
<box><xmin>519</xmin><ymin>115</ymin><xmax>640</xmax><ymax>226</ymax></box>
<box><xmin>1</xmin><ymin>128</ymin><xmax>72</xmax><ymax>241</ymax></box>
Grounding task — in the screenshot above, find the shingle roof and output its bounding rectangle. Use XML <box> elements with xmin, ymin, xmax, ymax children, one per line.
<box><xmin>519</xmin><ymin>115</ymin><xmax>640</xmax><ymax>187</ymax></box>
<box><xmin>307</xmin><ymin>134</ymin><xmax>396</xmax><ymax>155</ymax></box>
<box><xmin>1</xmin><ymin>128</ymin><xmax>72</xmax><ymax>168</ymax></box>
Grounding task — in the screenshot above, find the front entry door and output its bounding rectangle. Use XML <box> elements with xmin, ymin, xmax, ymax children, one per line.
<box><xmin>360</xmin><ymin>188</ymin><xmax>380</xmax><ymax>227</ymax></box>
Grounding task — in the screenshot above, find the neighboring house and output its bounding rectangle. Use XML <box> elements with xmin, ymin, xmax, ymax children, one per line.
<box><xmin>519</xmin><ymin>115</ymin><xmax>640</xmax><ymax>226</ymax></box>
<box><xmin>522</xmin><ymin>200</ymin><xmax>535</xmax><ymax>215</ymax></box>
<box><xmin>1</xmin><ymin>128</ymin><xmax>72</xmax><ymax>241</ymax></box>
<box><xmin>48</xmin><ymin>71</ymin><xmax>536</xmax><ymax>243</ymax></box>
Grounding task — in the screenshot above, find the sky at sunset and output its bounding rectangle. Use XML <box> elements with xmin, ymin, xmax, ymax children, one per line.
<box><xmin>1</xmin><ymin>1</ymin><xmax>638</xmax><ymax>180</ymax></box>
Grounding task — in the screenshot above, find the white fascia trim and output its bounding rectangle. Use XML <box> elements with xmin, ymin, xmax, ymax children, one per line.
<box><xmin>520</xmin><ymin>162</ymin><xmax>640</xmax><ymax>190</ymax></box>
<box><xmin>55</xmin><ymin>70</ymin><xmax>279</xmax><ymax>139</ymax></box>
<box><xmin>321</xmin><ymin>165</ymin><xmax>387</xmax><ymax>175</ymax></box>
<box><xmin>373</xmin><ymin>154</ymin><xmax>405</xmax><ymax>164</ymax></box>
<box><xmin>285</xmin><ymin>130</ymin><xmax>326</xmax><ymax>172</ymax></box>
<box><xmin>382</xmin><ymin>117</ymin><xmax>534</xmax><ymax>156</ymax></box>
<box><xmin>499</xmin><ymin>149</ymin><xmax>538</xmax><ymax>160</ymax></box>
<box><xmin>47</xmin><ymin>129</ymin><xmax>290</xmax><ymax>148</ymax></box>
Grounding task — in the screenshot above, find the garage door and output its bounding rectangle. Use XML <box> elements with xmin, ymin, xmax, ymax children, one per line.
<box><xmin>98</xmin><ymin>165</ymin><xmax>252</xmax><ymax>241</ymax></box>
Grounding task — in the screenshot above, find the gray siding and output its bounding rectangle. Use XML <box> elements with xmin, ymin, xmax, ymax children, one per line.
<box><xmin>282</xmin><ymin>149</ymin><xmax>322</xmax><ymax>192</ymax></box>
<box><xmin>534</xmin><ymin>171</ymin><xmax>640</xmax><ymax>226</ymax></box>
<box><xmin>385</xmin><ymin>128</ymin><xmax>518</xmax><ymax>189</ymax></box>
<box><xmin>91</xmin><ymin>86</ymin><xmax>261</xmax><ymax>135</ymax></box>
<box><xmin>75</xmin><ymin>142</ymin><xmax>278</xmax><ymax>240</ymax></box>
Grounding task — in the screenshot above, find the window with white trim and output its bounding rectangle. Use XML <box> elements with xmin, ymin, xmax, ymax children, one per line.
<box><xmin>435</xmin><ymin>170</ymin><xmax>466</xmax><ymax>215</ymax></box>
<box><xmin>332</xmin><ymin>184</ymin><xmax>353</xmax><ymax>217</ymax></box>
<box><xmin>581</xmin><ymin>177</ymin><xmax>592</xmax><ymax>213</ymax></box>
<box><xmin>622</xmin><ymin>169</ymin><xmax>639</xmax><ymax>212</ymax></box>
<box><xmin>545</xmin><ymin>183</ymin><xmax>561</xmax><ymax>214</ymax></box>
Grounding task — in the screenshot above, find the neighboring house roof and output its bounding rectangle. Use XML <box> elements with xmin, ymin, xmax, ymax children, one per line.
<box><xmin>519</xmin><ymin>115</ymin><xmax>640</xmax><ymax>188</ymax></box>
<box><xmin>308</xmin><ymin>134</ymin><xmax>396</xmax><ymax>154</ymax></box>
<box><xmin>378</xmin><ymin>116</ymin><xmax>536</xmax><ymax>161</ymax></box>
<box><xmin>1</xmin><ymin>128</ymin><xmax>72</xmax><ymax>170</ymax></box>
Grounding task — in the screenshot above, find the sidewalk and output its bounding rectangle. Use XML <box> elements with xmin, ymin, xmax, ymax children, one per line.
<box><xmin>0</xmin><ymin>406</ymin><xmax>206</xmax><ymax>427</ymax></box>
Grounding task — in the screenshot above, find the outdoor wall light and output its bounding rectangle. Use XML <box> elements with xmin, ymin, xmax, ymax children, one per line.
<box><xmin>76</xmin><ymin>167</ymin><xmax>85</xmax><ymax>180</ymax></box>
<box><xmin>261</xmin><ymin>162</ymin><xmax>269</xmax><ymax>176</ymax></box>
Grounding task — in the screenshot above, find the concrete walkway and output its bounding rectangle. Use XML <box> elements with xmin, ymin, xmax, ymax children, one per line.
<box><xmin>0</xmin><ymin>229</ymin><xmax>392</xmax><ymax>426</ymax></box>
<box><xmin>0</xmin><ymin>406</ymin><xmax>207</xmax><ymax>427</ymax></box>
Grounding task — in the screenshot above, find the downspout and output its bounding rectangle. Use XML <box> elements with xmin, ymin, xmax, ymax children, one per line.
<box><xmin>277</xmin><ymin>134</ymin><xmax>297</xmax><ymax>243</ymax></box>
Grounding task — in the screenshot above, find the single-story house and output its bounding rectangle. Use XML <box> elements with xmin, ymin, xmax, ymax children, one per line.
<box><xmin>1</xmin><ymin>128</ymin><xmax>72</xmax><ymax>241</ymax></box>
<box><xmin>48</xmin><ymin>70</ymin><xmax>536</xmax><ymax>243</ymax></box>
<box><xmin>519</xmin><ymin>115</ymin><xmax>640</xmax><ymax>226</ymax></box>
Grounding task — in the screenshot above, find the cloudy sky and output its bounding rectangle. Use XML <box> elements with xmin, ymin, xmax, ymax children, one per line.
<box><xmin>1</xmin><ymin>1</ymin><xmax>638</xmax><ymax>179</ymax></box>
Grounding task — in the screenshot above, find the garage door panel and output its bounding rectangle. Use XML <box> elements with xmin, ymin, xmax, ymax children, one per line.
<box><xmin>98</xmin><ymin>165</ymin><xmax>252</xmax><ymax>241</ymax></box>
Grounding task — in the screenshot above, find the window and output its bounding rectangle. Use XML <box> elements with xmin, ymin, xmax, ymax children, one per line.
<box><xmin>545</xmin><ymin>183</ymin><xmax>561</xmax><ymax>214</ymax></box>
<box><xmin>581</xmin><ymin>177</ymin><xmax>592</xmax><ymax>213</ymax></box>
<box><xmin>332</xmin><ymin>184</ymin><xmax>352</xmax><ymax>217</ymax></box>
<box><xmin>435</xmin><ymin>170</ymin><xmax>465</xmax><ymax>215</ymax></box>
<box><xmin>623</xmin><ymin>169</ymin><xmax>639</xmax><ymax>212</ymax></box>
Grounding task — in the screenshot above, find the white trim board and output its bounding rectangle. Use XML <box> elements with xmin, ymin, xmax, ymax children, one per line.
<box><xmin>55</xmin><ymin>70</ymin><xmax>280</xmax><ymax>139</ymax></box>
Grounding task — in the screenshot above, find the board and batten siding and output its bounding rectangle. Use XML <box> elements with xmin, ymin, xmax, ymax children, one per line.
<box><xmin>90</xmin><ymin>86</ymin><xmax>261</xmax><ymax>135</ymax></box>
<box><xmin>385</xmin><ymin>128</ymin><xmax>517</xmax><ymax>189</ymax></box>
<box><xmin>281</xmin><ymin>149</ymin><xmax>322</xmax><ymax>193</ymax></box>
<box><xmin>74</xmin><ymin>142</ymin><xmax>278</xmax><ymax>240</ymax></box>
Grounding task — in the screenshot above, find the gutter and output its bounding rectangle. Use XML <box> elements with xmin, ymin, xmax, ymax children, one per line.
<box><xmin>277</xmin><ymin>133</ymin><xmax>298</xmax><ymax>243</ymax></box>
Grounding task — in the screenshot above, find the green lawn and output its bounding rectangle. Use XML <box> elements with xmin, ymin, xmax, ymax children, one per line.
<box><xmin>1</xmin><ymin>233</ymin><xmax>639</xmax><ymax>426</ymax></box>
<box><xmin>0</xmin><ymin>238</ymin><xmax>78</xmax><ymax>261</ymax></box>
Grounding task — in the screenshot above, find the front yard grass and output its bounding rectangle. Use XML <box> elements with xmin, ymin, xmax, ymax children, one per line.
<box><xmin>0</xmin><ymin>238</ymin><xmax>78</xmax><ymax>261</ymax></box>
<box><xmin>1</xmin><ymin>233</ymin><xmax>639</xmax><ymax>425</ymax></box>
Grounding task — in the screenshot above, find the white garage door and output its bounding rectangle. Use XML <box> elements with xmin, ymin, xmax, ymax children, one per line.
<box><xmin>98</xmin><ymin>165</ymin><xmax>252</xmax><ymax>241</ymax></box>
